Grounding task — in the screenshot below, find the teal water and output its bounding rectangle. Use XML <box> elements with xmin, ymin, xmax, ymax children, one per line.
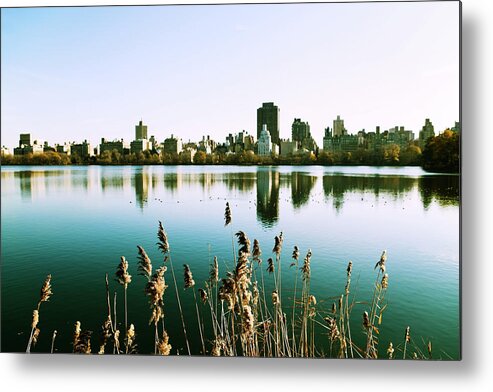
<box><xmin>0</xmin><ymin>165</ymin><xmax>460</xmax><ymax>358</ymax></box>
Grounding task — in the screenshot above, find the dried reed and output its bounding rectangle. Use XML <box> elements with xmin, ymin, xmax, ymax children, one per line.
<box><xmin>26</xmin><ymin>274</ymin><xmax>53</xmax><ymax>353</ymax></box>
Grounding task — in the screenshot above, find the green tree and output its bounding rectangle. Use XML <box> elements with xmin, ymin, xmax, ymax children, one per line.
<box><xmin>194</xmin><ymin>150</ymin><xmax>207</xmax><ymax>164</ymax></box>
<box><xmin>400</xmin><ymin>145</ymin><xmax>422</xmax><ymax>166</ymax></box>
<box><xmin>422</xmin><ymin>130</ymin><xmax>459</xmax><ymax>173</ymax></box>
<box><xmin>383</xmin><ymin>144</ymin><xmax>400</xmax><ymax>164</ymax></box>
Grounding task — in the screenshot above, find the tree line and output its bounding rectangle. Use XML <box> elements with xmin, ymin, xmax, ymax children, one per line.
<box><xmin>1</xmin><ymin>135</ymin><xmax>459</xmax><ymax>172</ymax></box>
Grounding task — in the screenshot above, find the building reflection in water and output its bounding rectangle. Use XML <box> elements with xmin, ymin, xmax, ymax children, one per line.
<box><xmin>322</xmin><ymin>174</ymin><xmax>419</xmax><ymax>211</ymax></box>
<box><xmin>418</xmin><ymin>175</ymin><xmax>460</xmax><ymax>209</ymax></box>
<box><xmin>7</xmin><ymin>168</ymin><xmax>459</xmax><ymax>216</ymax></box>
<box><xmin>291</xmin><ymin>172</ymin><xmax>317</xmax><ymax>209</ymax></box>
<box><xmin>256</xmin><ymin>169</ymin><xmax>280</xmax><ymax>228</ymax></box>
<box><xmin>322</xmin><ymin>174</ymin><xmax>460</xmax><ymax>211</ymax></box>
<box><xmin>16</xmin><ymin>171</ymin><xmax>35</xmax><ymax>200</ymax></box>
<box><xmin>133</xmin><ymin>170</ymin><xmax>150</xmax><ymax>209</ymax></box>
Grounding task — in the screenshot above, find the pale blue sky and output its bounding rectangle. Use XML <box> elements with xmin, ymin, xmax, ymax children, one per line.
<box><xmin>1</xmin><ymin>1</ymin><xmax>460</xmax><ymax>149</ymax></box>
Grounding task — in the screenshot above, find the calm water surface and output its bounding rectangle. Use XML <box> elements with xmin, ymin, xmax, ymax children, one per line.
<box><xmin>1</xmin><ymin>165</ymin><xmax>460</xmax><ymax>358</ymax></box>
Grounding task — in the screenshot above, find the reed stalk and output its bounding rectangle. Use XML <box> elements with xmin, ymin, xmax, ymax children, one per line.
<box><xmin>156</xmin><ymin>222</ymin><xmax>191</xmax><ymax>355</ymax></box>
<box><xmin>115</xmin><ymin>256</ymin><xmax>131</xmax><ymax>334</ymax></box>
<box><xmin>185</xmin><ymin>264</ymin><xmax>206</xmax><ymax>354</ymax></box>
<box><xmin>26</xmin><ymin>274</ymin><xmax>52</xmax><ymax>353</ymax></box>
<box><xmin>50</xmin><ymin>330</ymin><xmax>57</xmax><ymax>353</ymax></box>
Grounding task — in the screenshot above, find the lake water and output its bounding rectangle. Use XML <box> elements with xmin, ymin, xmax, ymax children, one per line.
<box><xmin>0</xmin><ymin>165</ymin><xmax>460</xmax><ymax>358</ymax></box>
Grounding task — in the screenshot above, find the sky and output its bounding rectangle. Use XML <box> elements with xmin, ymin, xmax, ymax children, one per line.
<box><xmin>1</xmin><ymin>1</ymin><xmax>460</xmax><ymax>149</ymax></box>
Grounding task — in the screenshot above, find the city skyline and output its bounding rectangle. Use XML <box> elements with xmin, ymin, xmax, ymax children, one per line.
<box><xmin>4</xmin><ymin>112</ymin><xmax>458</xmax><ymax>154</ymax></box>
<box><xmin>1</xmin><ymin>2</ymin><xmax>460</xmax><ymax>149</ymax></box>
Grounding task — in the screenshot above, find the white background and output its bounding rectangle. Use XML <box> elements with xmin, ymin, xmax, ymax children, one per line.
<box><xmin>0</xmin><ymin>0</ymin><xmax>491</xmax><ymax>391</ymax></box>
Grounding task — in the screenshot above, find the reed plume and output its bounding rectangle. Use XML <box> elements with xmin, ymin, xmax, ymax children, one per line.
<box><xmin>38</xmin><ymin>274</ymin><xmax>53</xmax><ymax>303</ymax></box>
<box><xmin>272</xmin><ymin>233</ymin><xmax>283</xmax><ymax>256</ymax></box>
<box><xmin>235</xmin><ymin>231</ymin><xmax>251</xmax><ymax>256</ymax></box>
<box><xmin>252</xmin><ymin>239</ymin><xmax>262</xmax><ymax>263</ymax></box>
<box><xmin>252</xmin><ymin>281</ymin><xmax>259</xmax><ymax>306</ymax></box>
<box><xmin>301</xmin><ymin>250</ymin><xmax>311</xmax><ymax>281</ymax></box>
<box><xmin>73</xmin><ymin>321</ymin><xmax>92</xmax><ymax>354</ymax></box>
<box><xmin>267</xmin><ymin>258</ymin><xmax>275</xmax><ymax>274</ymax></box>
<box><xmin>363</xmin><ymin>311</ymin><xmax>371</xmax><ymax>329</ymax></box>
<box><xmin>344</xmin><ymin>261</ymin><xmax>354</xmax><ymax>358</ymax></box>
<box><xmin>98</xmin><ymin>316</ymin><xmax>113</xmax><ymax>354</ymax></box>
<box><xmin>156</xmin><ymin>221</ymin><xmax>191</xmax><ymax>355</ymax></box>
<box><xmin>32</xmin><ymin>328</ymin><xmax>40</xmax><ymax>347</ymax></box>
<box><xmin>113</xmin><ymin>329</ymin><xmax>121</xmax><ymax>354</ymax></box>
<box><xmin>403</xmin><ymin>326</ymin><xmax>411</xmax><ymax>359</ymax></box>
<box><xmin>145</xmin><ymin>265</ymin><xmax>168</xmax><ymax>327</ymax></box>
<box><xmin>387</xmin><ymin>342</ymin><xmax>394</xmax><ymax>359</ymax></box>
<box><xmin>137</xmin><ymin>245</ymin><xmax>153</xmax><ymax>281</ymax></box>
<box><xmin>374</xmin><ymin>250</ymin><xmax>387</xmax><ymax>273</ymax></box>
<box><xmin>157</xmin><ymin>330</ymin><xmax>172</xmax><ymax>355</ymax></box>
<box><xmin>381</xmin><ymin>273</ymin><xmax>389</xmax><ymax>289</ymax></box>
<box><xmin>31</xmin><ymin>310</ymin><xmax>39</xmax><ymax>329</ymax></box>
<box><xmin>224</xmin><ymin>202</ymin><xmax>232</xmax><ymax>226</ymax></box>
<box><xmin>209</xmin><ymin>256</ymin><xmax>219</xmax><ymax>285</ymax></box>
<box><xmin>26</xmin><ymin>274</ymin><xmax>53</xmax><ymax>353</ymax></box>
<box><xmin>183</xmin><ymin>264</ymin><xmax>205</xmax><ymax>353</ymax></box>
<box><xmin>157</xmin><ymin>220</ymin><xmax>170</xmax><ymax>256</ymax></box>
<box><xmin>325</xmin><ymin>317</ymin><xmax>340</xmax><ymax>341</ymax></box>
<box><xmin>146</xmin><ymin>266</ymin><xmax>168</xmax><ymax>307</ymax></box>
<box><xmin>272</xmin><ymin>290</ymin><xmax>279</xmax><ymax>305</ymax></box>
<box><xmin>125</xmin><ymin>324</ymin><xmax>137</xmax><ymax>354</ymax></box>
<box><xmin>211</xmin><ymin>339</ymin><xmax>222</xmax><ymax>356</ymax></box>
<box><xmin>235</xmin><ymin>252</ymin><xmax>251</xmax><ymax>290</ymax></box>
<box><xmin>183</xmin><ymin>264</ymin><xmax>195</xmax><ymax>289</ymax></box>
<box><xmin>116</xmin><ymin>256</ymin><xmax>132</xmax><ymax>287</ymax></box>
<box><xmin>116</xmin><ymin>256</ymin><xmax>132</xmax><ymax>332</ymax></box>
<box><xmin>73</xmin><ymin>321</ymin><xmax>81</xmax><ymax>351</ymax></box>
<box><xmin>219</xmin><ymin>273</ymin><xmax>237</xmax><ymax>310</ymax></box>
<box><xmin>198</xmin><ymin>288</ymin><xmax>208</xmax><ymax>304</ymax></box>
<box><xmin>291</xmin><ymin>245</ymin><xmax>300</xmax><ymax>351</ymax></box>
<box><xmin>292</xmin><ymin>246</ymin><xmax>300</xmax><ymax>262</ymax></box>
<box><xmin>241</xmin><ymin>305</ymin><xmax>255</xmax><ymax>355</ymax></box>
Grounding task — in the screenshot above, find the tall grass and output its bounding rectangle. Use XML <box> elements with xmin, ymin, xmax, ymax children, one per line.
<box><xmin>23</xmin><ymin>205</ymin><xmax>438</xmax><ymax>359</ymax></box>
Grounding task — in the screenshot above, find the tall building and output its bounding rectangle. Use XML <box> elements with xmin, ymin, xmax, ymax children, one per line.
<box><xmin>280</xmin><ymin>139</ymin><xmax>298</xmax><ymax>157</ymax></box>
<box><xmin>419</xmin><ymin>118</ymin><xmax>435</xmax><ymax>148</ymax></box>
<box><xmin>162</xmin><ymin>134</ymin><xmax>183</xmax><ymax>154</ymax></box>
<box><xmin>257</xmin><ymin>102</ymin><xmax>280</xmax><ymax>144</ymax></box>
<box><xmin>135</xmin><ymin>120</ymin><xmax>148</xmax><ymax>140</ymax></box>
<box><xmin>100</xmin><ymin>138</ymin><xmax>125</xmax><ymax>155</ymax></box>
<box><xmin>19</xmin><ymin>133</ymin><xmax>31</xmax><ymax>147</ymax></box>
<box><xmin>14</xmin><ymin>133</ymin><xmax>43</xmax><ymax>155</ymax></box>
<box><xmin>258</xmin><ymin>125</ymin><xmax>272</xmax><ymax>156</ymax></box>
<box><xmin>333</xmin><ymin>115</ymin><xmax>347</xmax><ymax>137</ymax></box>
<box><xmin>292</xmin><ymin>118</ymin><xmax>317</xmax><ymax>152</ymax></box>
<box><xmin>291</xmin><ymin>118</ymin><xmax>310</xmax><ymax>143</ymax></box>
<box><xmin>71</xmin><ymin>140</ymin><xmax>93</xmax><ymax>158</ymax></box>
<box><xmin>130</xmin><ymin>139</ymin><xmax>151</xmax><ymax>155</ymax></box>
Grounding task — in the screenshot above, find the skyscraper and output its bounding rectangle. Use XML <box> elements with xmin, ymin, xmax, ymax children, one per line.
<box><xmin>135</xmin><ymin>120</ymin><xmax>148</xmax><ymax>140</ymax></box>
<box><xmin>258</xmin><ymin>124</ymin><xmax>272</xmax><ymax>156</ymax></box>
<box><xmin>333</xmin><ymin>115</ymin><xmax>346</xmax><ymax>137</ymax></box>
<box><xmin>419</xmin><ymin>118</ymin><xmax>435</xmax><ymax>148</ymax></box>
<box><xmin>291</xmin><ymin>118</ymin><xmax>311</xmax><ymax>143</ymax></box>
<box><xmin>257</xmin><ymin>102</ymin><xmax>280</xmax><ymax>144</ymax></box>
<box><xmin>19</xmin><ymin>133</ymin><xmax>31</xmax><ymax>147</ymax></box>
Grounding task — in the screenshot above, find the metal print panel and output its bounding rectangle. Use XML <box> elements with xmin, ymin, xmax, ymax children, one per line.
<box><xmin>0</xmin><ymin>1</ymin><xmax>460</xmax><ymax>359</ymax></box>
